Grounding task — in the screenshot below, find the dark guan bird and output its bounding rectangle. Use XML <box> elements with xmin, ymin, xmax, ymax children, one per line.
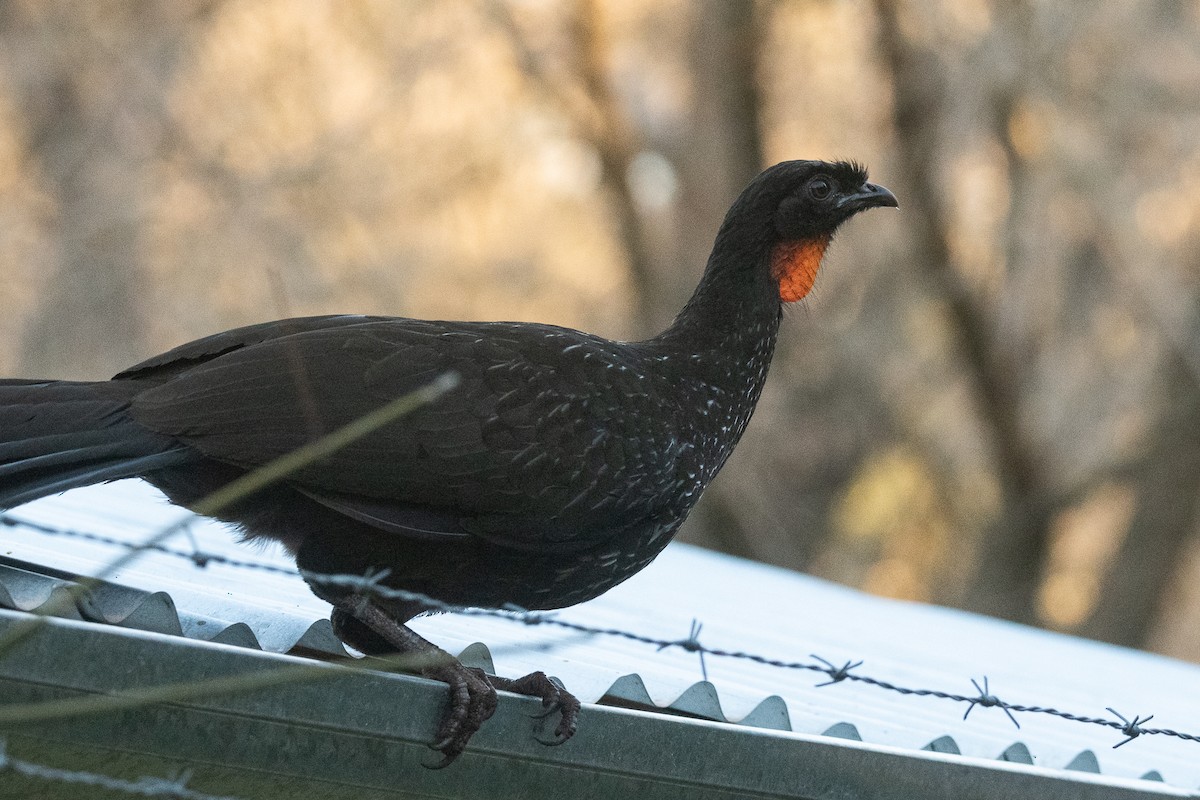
<box><xmin>0</xmin><ymin>160</ymin><xmax>896</xmax><ymax>764</ymax></box>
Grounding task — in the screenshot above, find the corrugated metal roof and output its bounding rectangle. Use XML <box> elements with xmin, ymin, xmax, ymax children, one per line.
<box><xmin>4</xmin><ymin>610</ymin><xmax>1187</xmax><ymax>800</ymax></box>
<box><xmin>1</xmin><ymin>479</ymin><xmax>1198</xmax><ymax>798</ymax></box>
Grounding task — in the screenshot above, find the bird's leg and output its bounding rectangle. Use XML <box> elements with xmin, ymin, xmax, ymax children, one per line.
<box><xmin>330</xmin><ymin>599</ymin><xmax>581</xmax><ymax>762</ymax></box>
<box><xmin>332</xmin><ymin>598</ymin><xmax>497</xmax><ymax>767</ymax></box>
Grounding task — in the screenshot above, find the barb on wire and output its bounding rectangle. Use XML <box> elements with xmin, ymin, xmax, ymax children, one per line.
<box><xmin>1107</xmin><ymin>708</ymin><xmax>1154</xmax><ymax>749</ymax></box>
<box><xmin>178</xmin><ymin>524</ymin><xmax>209</xmax><ymax>568</ymax></box>
<box><xmin>657</xmin><ymin>619</ymin><xmax>707</xmax><ymax>681</ymax></box>
<box><xmin>0</xmin><ymin>738</ymin><xmax>244</xmax><ymax>800</ymax></box>
<box><xmin>964</xmin><ymin>677</ymin><xmax>1019</xmax><ymax>729</ymax></box>
<box><xmin>3</xmin><ymin>513</ymin><xmax>1200</xmax><ymax>753</ymax></box>
<box><xmin>811</xmin><ymin>654</ymin><xmax>862</xmax><ymax>688</ymax></box>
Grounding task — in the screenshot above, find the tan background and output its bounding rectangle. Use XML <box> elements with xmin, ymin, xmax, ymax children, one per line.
<box><xmin>1</xmin><ymin>0</ymin><xmax>1199</xmax><ymax>659</ymax></box>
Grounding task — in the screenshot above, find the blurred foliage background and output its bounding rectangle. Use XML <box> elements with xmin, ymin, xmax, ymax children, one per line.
<box><xmin>1</xmin><ymin>0</ymin><xmax>1199</xmax><ymax>659</ymax></box>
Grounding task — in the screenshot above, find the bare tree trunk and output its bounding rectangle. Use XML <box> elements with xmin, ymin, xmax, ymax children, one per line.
<box><xmin>490</xmin><ymin>0</ymin><xmax>659</xmax><ymax>333</ymax></box>
<box><xmin>1077</xmin><ymin>233</ymin><xmax>1200</xmax><ymax>646</ymax></box>
<box><xmin>1080</xmin><ymin>354</ymin><xmax>1200</xmax><ymax>646</ymax></box>
<box><xmin>873</xmin><ymin>0</ymin><xmax>1053</xmax><ymax>624</ymax></box>
<box><xmin>566</xmin><ymin>0</ymin><xmax>659</xmax><ymax>334</ymax></box>
<box><xmin>664</xmin><ymin>0</ymin><xmax>765</xmax><ymax>323</ymax></box>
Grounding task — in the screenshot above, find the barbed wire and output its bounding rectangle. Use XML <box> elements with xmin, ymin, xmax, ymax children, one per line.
<box><xmin>0</xmin><ymin>738</ymin><xmax>245</xmax><ymax>800</ymax></box>
<box><xmin>2</xmin><ymin>512</ymin><xmax>1198</xmax><ymax>752</ymax></box>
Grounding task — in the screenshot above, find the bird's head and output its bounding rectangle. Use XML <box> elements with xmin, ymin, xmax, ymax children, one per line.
<box><xmin>711</xmin><ymin>160</ymin><xmax>898</xmax><ymax>303</ymax></box>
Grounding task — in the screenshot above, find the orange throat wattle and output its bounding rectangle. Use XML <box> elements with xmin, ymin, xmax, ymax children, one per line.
<box><xmin>770</xmin><ymin>234</ymin><xmax>831</xmax><ymax>303</ymax></box>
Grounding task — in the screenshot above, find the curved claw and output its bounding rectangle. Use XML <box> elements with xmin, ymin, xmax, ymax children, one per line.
<box><xmin>420</xmin><ymin>662</ymin><xmax>498</xmax><ymax>767</ymax></box>
<box><xmin>327</xmin><ymin>602</ymin><xmax>510</xmax><ymax>768</ymax></box>
<box><xmin>548</xmin><ymin>708</ymin><xmax>578</xmax><ymax>744</ymax></box>
<box><xmin>529</xmin><ymin>704</ymin><xmax>561</xmax><ymax>720</ymax></box>
<box><xmin>492</xmin><ymin>670</ymin><xmax>580</xmax><ymax>748</ymax></box>
<box><xmin>428</xmin><ymin>735</ymin><xmax>456</xmax><ymax>752</ymax></box>
<box><xmin>422</xmin><ymin>751</ymin><xmax>458</xmax><ymax>770</ymax></box>
<box><xmin>533</xmin><ymin>731</ymin><xmax>573</xmax><ymax>747</ymax></box>
<box><xmin>410</xmin><ymin>663</ymin><xmax>581</xmax><ymax>766</ymax></box>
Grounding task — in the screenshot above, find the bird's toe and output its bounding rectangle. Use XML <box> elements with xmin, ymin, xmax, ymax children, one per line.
<box><xmin>493</xmin><ymin>670</ymin><xmax>580</xmax><ymax>747</ymax></box>
<box><xmin>421</xmin><ymin>663</ymin><xmax>498</xmax><ymax>768</ymax></box>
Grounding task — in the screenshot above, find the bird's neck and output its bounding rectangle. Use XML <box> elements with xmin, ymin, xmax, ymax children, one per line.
<box><xmin>640</xmin><ymin>247</ymin><xmax>783</xmax><ymax>444</ymax></box>
<box><xmin>650</xmin><ymin>231</ymin><xmax>781</xmax><ymax>354</ymax></box>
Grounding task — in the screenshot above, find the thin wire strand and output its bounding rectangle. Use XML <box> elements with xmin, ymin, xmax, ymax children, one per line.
<box><xmin>0</xmin><ymin>738</ymin><xmax>245</xmax><ymax>800</ymax></box>
<box><xmin>2</xmin><ymin>512</ymin><xmax>1199</xmax><ymax>749</ymax></box>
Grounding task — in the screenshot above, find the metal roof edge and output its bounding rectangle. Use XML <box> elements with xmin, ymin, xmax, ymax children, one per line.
<box><xmin>0</xmin><ymin>610</ymin><xmax>1183</xmax><ymax>800</ymax></box>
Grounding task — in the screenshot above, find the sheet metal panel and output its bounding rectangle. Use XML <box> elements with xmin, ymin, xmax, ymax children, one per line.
<box><xmin>1</xmin><ymin>480</ymin><xmax>1198</xmax><ymax>794</ymax></box>
<box><xmin>0</xmin><ymin>611</ymin><xmax>1187</xmax><ymax>800</ymax></box>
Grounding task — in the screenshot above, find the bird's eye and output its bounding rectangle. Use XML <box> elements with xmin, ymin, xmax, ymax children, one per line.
<box><xmin>807</xmin><ymin>176</ymin><xmax>832</xmax><ymax>201</ymax></box>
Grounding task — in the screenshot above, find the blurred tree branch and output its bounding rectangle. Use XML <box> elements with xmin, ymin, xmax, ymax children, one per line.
<box><xmin>1079</xmin><ymin>228</ymin><xmax>1200</xmax><ymax>645</ymax></box>
<box><xmin>873</xmin><ymin>0</ymin><xmax>1057</xmax><ymax>624</ymax></box>
<box><xmin>490</xmin><ymin>0</ymin><xmax>655</xmax><ymax>331</ymax></box>
<box><xmin>1081</xmin><ymin>352</ymin><xmax>1200</xmax><ymax>646</ymax></box>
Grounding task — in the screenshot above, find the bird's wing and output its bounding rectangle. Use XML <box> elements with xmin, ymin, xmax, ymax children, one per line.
<box><xmin>130</xmin><ymin>318</ymin><xmax>688</xmax><ymax>551</ymax></box>
<box><xmin>114</xmin><ymin>315</ymin><xmax>376</xmax><ymax>381</ymax></box>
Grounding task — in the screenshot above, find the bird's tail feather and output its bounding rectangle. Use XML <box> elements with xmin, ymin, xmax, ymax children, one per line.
<box><xmin>0</xmin><ymin>379</ymin><xmax>189</xmax><ymax>509</ymax></box>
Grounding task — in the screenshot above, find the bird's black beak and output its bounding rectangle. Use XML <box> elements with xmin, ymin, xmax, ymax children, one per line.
<box><xmin>836</xmin><ymin>182</ymin><xmax>899</xmax><ymax>214</ymax></box>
